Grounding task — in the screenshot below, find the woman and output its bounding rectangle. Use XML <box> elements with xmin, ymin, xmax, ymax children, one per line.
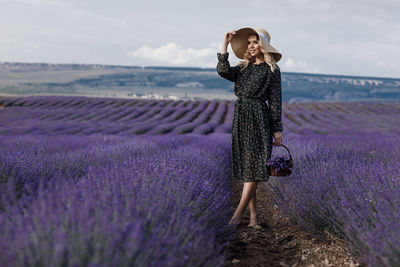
<box><xmin>216</xmin><ymin>27</ymin><xmax>283</xmax><ymax>228</ymax></box>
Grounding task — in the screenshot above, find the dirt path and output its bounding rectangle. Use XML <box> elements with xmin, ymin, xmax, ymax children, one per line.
<box><xmin>225</xmin><ymin>180</ymin><xmax>368</xmax><ymax>267</ymax></box>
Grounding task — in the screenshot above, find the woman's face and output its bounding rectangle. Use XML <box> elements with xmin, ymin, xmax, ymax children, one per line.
<box><xmin>247</xmin><ymin>35</ymin><xmax>262</xmax><ymax>58</ymax></box>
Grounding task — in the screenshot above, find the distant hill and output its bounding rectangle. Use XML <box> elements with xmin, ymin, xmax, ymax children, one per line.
<box><xmin>1</xmin><ymin>62</ymin><xmax>400</xmax><ymax>102</ymax></box>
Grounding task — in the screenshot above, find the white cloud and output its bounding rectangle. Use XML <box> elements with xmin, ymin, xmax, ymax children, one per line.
<box><xmin>128</xmin><ymin>42</ymin><xmax>215</xmax><ymax>66</ymax></box>
<box><xmin>68</xmin><ymin>9</ymin><xmax>128</xmax><ymax>26</ymax></box>
<box><xmin>376</xmin><ymin>61</ymin><xmax>386</xmax><ymax>67</ymax></box>
<box><xmin>11</xmin><ymin>0</ymin><xmax>67</xmax><ymax>7</ymax></box>
<box><xmin>281</xmin><ymin>58</ymin><xmax>320</xmax><ymax>73</ymax></box>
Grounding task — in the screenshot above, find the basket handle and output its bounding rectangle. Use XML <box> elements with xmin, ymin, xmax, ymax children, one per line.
<box><xmin>272</xmin><ymin>143</ymin><xmax>293</xmax><ymax>165</ymax></box>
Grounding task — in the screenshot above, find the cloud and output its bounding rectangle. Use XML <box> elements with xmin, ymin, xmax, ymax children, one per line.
<box><xmin>12</xmin><ymin>0</ymin><xmax>66</xmax><ymax>7</ymax></box>
<box><xmin>68</xmin><ymin>9</ymin><xmax>128</xmax><ymax>26</ymax></box>
<box><xmin>128</xmin><ymin>42</ymin><xmax>215</xmax><ymax>66</ymax></box>
<box><xmin>281</xmin><ymin>58</ymin><xmax>320</xmax><ymax>73</ymax></box>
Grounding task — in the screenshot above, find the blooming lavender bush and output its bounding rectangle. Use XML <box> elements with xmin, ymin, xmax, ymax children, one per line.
<box><xmin>0</xmin><ymin>133</ymin><xmax>235</xmax><ymax>266</ymax></box>
<box><xmin>2</xmin><ymin>95</ymin><xmax>400</xmax><ymax>266</ymax></box>
<box><xmin>266</xmin><ymin>133</ymin><xmax>400</xmax><ymax>266</ymax></box>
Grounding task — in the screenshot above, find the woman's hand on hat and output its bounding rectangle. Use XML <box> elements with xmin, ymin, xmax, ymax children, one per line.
<box><xmin>224</xmin><ymin>30</ymin><xmax>237</xmax><ymax>44</ymax></box>
<box><xmin>273</xmin><ymin>131</ymin><xmax>283</xmax><ymax>146</ymax></box>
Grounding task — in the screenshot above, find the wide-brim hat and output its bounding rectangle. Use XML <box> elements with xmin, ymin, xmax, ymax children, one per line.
<box><xmin>230</xmin><ymin>27</ymin><xmax>282</xmax><ymax>62</ymax></box>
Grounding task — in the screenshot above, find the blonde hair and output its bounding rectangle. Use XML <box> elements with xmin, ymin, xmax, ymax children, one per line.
<box><xmin>237</xmin><ymin>33</ymin><xmax>278</xmax><ymax>73</ymax></box>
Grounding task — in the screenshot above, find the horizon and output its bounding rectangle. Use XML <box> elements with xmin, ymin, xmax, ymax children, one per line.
<box><xmin>2</xmin><ymin>60</ymin><xmax>400</xmax><ymax>81</ymax></box>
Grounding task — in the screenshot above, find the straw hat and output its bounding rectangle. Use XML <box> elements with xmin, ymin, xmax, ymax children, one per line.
<box><xmin>230</xmin><ymin>27</ymin><xmax>282</xmax><ymax>62</ymax></box>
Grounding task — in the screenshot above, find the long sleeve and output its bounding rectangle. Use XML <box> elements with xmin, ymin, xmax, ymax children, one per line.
<box><xmin>267</xmin><ymin>66</ymin><xmax>283</xmax><ymax>133</ymax></box>
<box><xmin>216</xmin><ymin>52</ymin><xmax>241</xmax><ymax>83</ymax></box>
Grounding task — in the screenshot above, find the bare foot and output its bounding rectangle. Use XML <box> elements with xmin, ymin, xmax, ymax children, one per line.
<box><xmin>249</xmin><ymin>213</ymin><xmax>257</xmax><ymax>226</ymax></box>
<box><xmin>229</xmin><ymin>214</ymin><xmax>244</xmax><ymax>225</ymax></box>
<box><xmin>248</xmin><ymin>224</ymin><xmax>262</xmax><ymax>229</ymax></box>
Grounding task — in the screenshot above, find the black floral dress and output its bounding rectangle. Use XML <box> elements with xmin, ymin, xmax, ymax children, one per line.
<box><xmin>216</xmin><ymin>52</ymin><xmax>283</xmax><ymax>182</ymax></box>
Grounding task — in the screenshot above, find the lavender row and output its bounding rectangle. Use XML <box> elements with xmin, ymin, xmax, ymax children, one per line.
<box><xmin>2</xmin><ymin>96</ymin><xmax>400</xmax><ymax>136</ymax></box>
<box><xmin>266</xmin><ymin>133</ymin><xmax>400</xmax><ymax>266</ymax></box>
<box><xmin>0</xmin><ymin>133</ymin><xmax>235</xmax><ymax>266</ymax></box>
<box><xmin>0</xmin><ymin>97</ymin><xmax>234</xmax><ymax>135</ymax></box>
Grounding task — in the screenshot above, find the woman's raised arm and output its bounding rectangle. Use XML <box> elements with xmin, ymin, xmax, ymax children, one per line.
<box><xmin>216</xmin><ymin>52</ymin><xmax>241</xmax><ymax>83</ymax></box>
<box><xmin>216</xmin><ymin>30</ymin><xmax>241</xmax><ymax>83</ymax></box>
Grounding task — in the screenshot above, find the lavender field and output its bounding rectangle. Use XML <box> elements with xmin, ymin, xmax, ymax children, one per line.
<box><xmin>1</xmin><ymin>95</ymin><xmax>400</xmax><ymax>266</ymax></box>
<box><xmin>1</xmin><ymin>95</ymin><xmax>400</xmax><ymax>136</ymax></box>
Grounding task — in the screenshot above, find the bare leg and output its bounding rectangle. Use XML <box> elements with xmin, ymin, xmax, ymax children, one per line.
<box><xmin>229</xmin><ymin>181</ymin><xmax>258</xmax><ymax>225</ymax></box>
<box><xmin>248</xmin><ymin>182</ymin><xmax>259</xmax><ymax>226</ymax></box>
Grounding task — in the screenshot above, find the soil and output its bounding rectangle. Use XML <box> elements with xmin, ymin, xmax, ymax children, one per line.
<box><xmin>224</xmin><ymin>180</ymin><xmax>368</xmax><ymax>267</ymax></box>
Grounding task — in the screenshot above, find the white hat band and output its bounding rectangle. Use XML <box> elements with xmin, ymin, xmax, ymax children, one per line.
<box><xmin>256</xmin><ymin>31</ymin><xmax>270</xmax><ymax>43</ymax></box>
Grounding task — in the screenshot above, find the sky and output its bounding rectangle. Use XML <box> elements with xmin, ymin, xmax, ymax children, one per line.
<box><xmin>0</xmin><ymin>0</ymin><xmax>399</xmax><ymax>78</ymax></box>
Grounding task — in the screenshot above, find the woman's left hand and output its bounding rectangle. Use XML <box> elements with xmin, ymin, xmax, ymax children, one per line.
<box><xmin>273</xmin><ymin>132</ymin><xmax>283</xmax><ymax>146</ymax></box>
